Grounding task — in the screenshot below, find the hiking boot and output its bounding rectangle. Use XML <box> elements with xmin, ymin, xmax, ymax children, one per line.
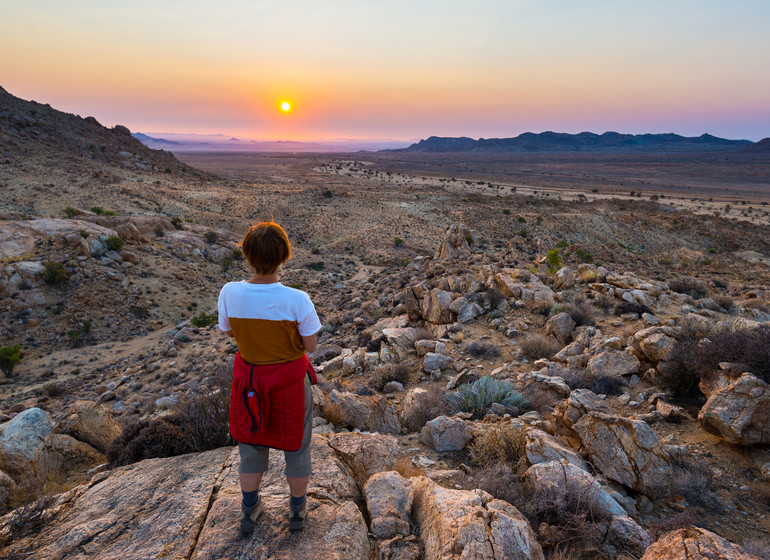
<box><xmin>239</xmin><ymin>500</ymin><xmax>263</xmax><ymax>537</ymax></box>
<box><xmin>288</xmin><ymin>501</ymin><xmax>307</xmax><ymax>531</ymax></box>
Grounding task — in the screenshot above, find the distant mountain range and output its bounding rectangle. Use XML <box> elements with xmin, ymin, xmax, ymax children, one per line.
<box><xmin>131</xmin><ymin>132</ymin><xmax>410</xmax><ymax>153</ymax></box>
<box><xmin>395</xmin><ymin>132</ymin><xmax>759</xmax><ymax>153</ymax></box>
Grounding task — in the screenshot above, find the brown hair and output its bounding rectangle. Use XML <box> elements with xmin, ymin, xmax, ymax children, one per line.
<box><xmin>239</xmin><ymin>221</ymin><xmax>291</xmax><ymax>275</ymax></box>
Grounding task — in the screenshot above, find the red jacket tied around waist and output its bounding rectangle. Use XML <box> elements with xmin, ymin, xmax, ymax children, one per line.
<box><xmin>230</xmin><ymin>351</ymin><xmax>317</xmax><ymax>451</ymax></box>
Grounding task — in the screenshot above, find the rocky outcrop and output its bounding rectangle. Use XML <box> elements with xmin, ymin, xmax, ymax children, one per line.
<box><xmin>434</xmin><ymin>224</ymin><xmax>477</xmax><ymax>260</ymax></box>
<box><xmin>698</xmin><ymin>373</ymin><xmax>770</xmax><ymax>445</ymax></box>
<box><xmin>573</xmin><ymin>412</ymin><xmax>672</xmax><ymax>496</ymax></box>
<box><xmin>640</xmin><ymin>527</ymin><xmax>762</xmax><ymax>560</ymax></box>
<box><xmin>525</xmin><ymin>429</ymin><xmax>587</xmax><ymax>470</ymax></box>
<box><xmin>421</xmin><ymin>288</ymin><xmax>456</xmax><ymax>324</ymax></box>
<box><xmin>411</xmin><ymin>476</ymin><xmax>544</xmax><ymax>560</ymax></box>
<box><xmin>553</xmin><ymin>389</ymin><xmax>612</xmax><ymax>430</ymax></box>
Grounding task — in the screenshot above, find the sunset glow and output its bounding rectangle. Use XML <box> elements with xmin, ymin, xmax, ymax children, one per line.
<box><xmin>281</xmin><ymin>102</ymin><xmax>291</xmax><ymax>113</ymax></box>
<box><xmin>1</xmin><ymin>1</ymin><xmax>768</xmax><ymax>142</ymax></box>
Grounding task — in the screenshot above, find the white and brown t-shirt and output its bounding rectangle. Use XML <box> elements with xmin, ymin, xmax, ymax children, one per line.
<box><xmin>217</xmin><ymin>281</ymin><xmax>322</xmax><ymax>365</ymax></box>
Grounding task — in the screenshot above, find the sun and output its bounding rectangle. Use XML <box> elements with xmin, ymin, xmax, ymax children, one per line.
<box><xmin>280</xmin><ymin>101</ymin><xmax>291</xmax><ymax>112</ymax></box>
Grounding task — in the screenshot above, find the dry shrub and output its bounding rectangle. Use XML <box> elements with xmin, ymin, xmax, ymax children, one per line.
<box><xmin>532</xmin><ymin>297</ymin><xmax>555</xmax><ymax>316</ymax></box>
<box><xmin>177</xmin><ymin>367</ymin><xmax>233</xmax><ymax>452</ymax></box>
<box><xmin>394</xmin><ymin>456</ymin><xmax>426</xmax><ymax>479</ymax></box>
<box><xmin>463</xmin><ymin>341</ymin><xmax>502</xmax><ymax>358</ymax></box>
<box><xmin>323</xmin><ymin>402</ymin><xmax>347</xmax><ymax>428</ymax></box>
<box><xmin>580</xmin><ymin>269</ymin><xmax>598</xmax><ymax>283</ymax></box>
<box><xmin>668</xmin><ymin>276</ymin><xmax>709</xmax><ymax>299</ymax></box>
<box><xmin>42</xmin><ymin>381</ymin><xmax>66</xmax><ymax>397</ymax></box>
<box><xmin>401</xmin><ymin>385</ymin><xmax>451</xmax><ymax>432</ymax></box>
<box><xmin>366</xmin><ymin>334</ymin><xmax>386</xmax><ymax>352</ymax></box>
<box><xmin>107</xmin><ymin>365</ymin><xmax>234</xmax><ymax>467</ymax></box>
<box><xmin>663</xmin><ymin>323</ymin><xmax>770</xmax><ymax>401</ymax></box>
<box><xmin>592</xmin><ymin>292</ymin><xmax>615</xmax><ymax>312</ymax></box>
<box><xmin>369</xmin><ymin>363</ymin><xmax>411</xmax><ymax>391</ymax></box>
<box><xmin>713</xmin><ymin>294</ymin><xmax>735</xmax><ymax>312</ymax></box>
<box><xmin>613</xmin><ymin>301</ymin><xmax>653</xmax><ymax>317</ymax></box>
<box><xmin>471</xmin><ymin>467</ymin><xmax>612</xmax><ymax>558</ymax></box>
<box><xmin>671</xmin><ymin>461</ymin><xmax>723</xmax><ymax>513</ymax></box>
<box><xmin>484</xmin><ymin>287</ymin><xmax>506</xmax><ymax>308</ymax></box>
<box><xmin>106</xmin><ymin>416</ymin><xmax>190</xmax><ymax>467</ymax></box>
<box><xmin>519</xmin><ymin>334</ymin><xmax>561</xmax><ymax>360</ymax></box>
<box><xmin>742</xmin><ymin>539</ymin><xmax>770</xmax><ymax>560</ymax></box>
<box><xmin>469</xmin><ymin>422</ymin><xmax>527</xmax><ymax>471</ymax></box>
<box><xmin>649</xmin><ymin>509</ymin><xmax>697</xmax><ymax>540</ymax></box>
<box><xmin>563</xmin><ymin>297</ymin><xmax>596</xmax><ymax>327</ymax></box>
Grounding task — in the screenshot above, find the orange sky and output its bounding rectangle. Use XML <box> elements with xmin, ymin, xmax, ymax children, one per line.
<box><xmin>2</xmin><ymin>1</ymin><xmax>769</xmax><ymax>141</ymax></box>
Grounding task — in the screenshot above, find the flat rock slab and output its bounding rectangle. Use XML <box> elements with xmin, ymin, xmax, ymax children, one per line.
<box><xmin>1</xmin><ymin>447</ymin><xmax>231</xmax><ymax>559</ymax></box>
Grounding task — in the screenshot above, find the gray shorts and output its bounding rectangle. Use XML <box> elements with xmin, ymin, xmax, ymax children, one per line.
<box><xmin>238</xmin><ymin>377</ymin><xmax>313</xmax><ymax>478</ymax></box>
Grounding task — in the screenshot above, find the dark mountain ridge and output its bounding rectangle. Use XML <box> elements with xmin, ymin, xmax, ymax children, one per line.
<box><xmin>396</xmin><ymin>131</ymin><xmax>753</xmax><ymax>153</ymax></box>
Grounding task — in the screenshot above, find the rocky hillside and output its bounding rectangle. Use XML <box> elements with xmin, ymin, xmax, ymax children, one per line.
<box><xmin>1</xmin><ymin>223</ymin><xmax>769</xmax><ymax>559</ymax></box>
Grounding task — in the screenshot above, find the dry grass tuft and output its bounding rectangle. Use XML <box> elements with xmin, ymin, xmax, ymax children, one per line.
<box><xmin>368</xmin><ymin>363</ymin><xmax>411</xmax><ymax>391</ymax></box>
<box><xmin>323</xmin><ymin>402</ymin><xmax>347</xmax><ymax>428</ymax></box>
<box><xmin>519</xmin><ymin>334</ymin><xmax>561</xmax><ymax>360</ymax></box>
<box><xmin>469</xmin><ymin>422</ymin><xmax>527</xmax><ymax>471</ymax></box>
<box><xmin>401</xmin><ymin>385</ymin><xmax>451</xmax><ymax>432</ymax></box>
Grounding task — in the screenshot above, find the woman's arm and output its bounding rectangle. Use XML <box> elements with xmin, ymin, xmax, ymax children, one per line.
<box><xmin>301</xmin><ymin>334</ymin><xmax>317</xmax><ymax>354</ymax></box>
<box><xmin>224</xmin><ymin>330</ymin><xmax>235</xmax><ymax>338</ymax></box>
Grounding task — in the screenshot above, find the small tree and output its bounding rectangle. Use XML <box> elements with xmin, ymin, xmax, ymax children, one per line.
<box><xmin>104</xmin><ymin>236</ymin><xmax>125</xmax><ymax>251</ymax></box>
<box><xmin>42</xmin><ymin>262</ymin><xmax>67</xmax><ymax>285</ymax></box>
<box><xmin>0</xmin><ymin>345</ymin><xmax>21</xmax><ymax>377</ymax></box>
<box><xmin>546</xmin><ymin>249</ymin><xmax>562</xmax><ymax>274</ymax></box>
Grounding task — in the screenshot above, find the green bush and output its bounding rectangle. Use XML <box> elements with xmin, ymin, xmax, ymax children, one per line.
<box><xmin>190</xmin><ymin>312</ymin><xmax>217</xmax><ymax>328</ymax></box>
<box><xmin>204</xmin><ymin>231</ymin><xmax>218</xmax><ymax>244</ymax></box>
<box><xmin>448</xmin><ymin>376</ymin><xmax>527</xmax><ymax>419</ymax></box>
<box><xmin>154</xmin><ymin>225</ymin><xmax>164</xmax><ymax>237</ymax></box>
<box><xmin>221</xmin><ymin>257</ymin><xmax>233</xmax><ymax>271</ymax></box>
<box><xmin>90</xmin><ymin>206</ymin><xmax>104</xmax><ymax>215</ymax></box>
<box><xmin>232</xmin><ymin>248</ymin><xmax>243</xmax><ymax>260</ymax></box>
<box><xmin>546</xmin><ymin>249</ymin><xmax>562</xmax><ymax>273</ymax></box>
<box><xmin>171</xmin><ymin>217</ymin><xmax>183</xmax><ymax>230</ymax></box>
<box><xmin>104</xmin><ymin>236</ymin><xmax>124</xmax><ymax>251</ymax></box>
<box><xmin>42</xmin><ymin>262</ymin><xmax>67</xmax><ymax>285</ymax></box>
<box><xmin>0</xmin><ymin>345</ymin><xmax>22</xmax><ymax>377</ymax></box>
<box><xmin>393</xmin><ymin>236</ymin><xmax>404</xmax><ymax>247</ymax></box>
<box><xmin>63</xmin><ymin>206</ymin><xmax>78</xmax><ymax>218</ymax></box>
<box><xmin>323</xmin><ymin>189</ymin><xmax>333</xmax><ymax>198</ymax></box>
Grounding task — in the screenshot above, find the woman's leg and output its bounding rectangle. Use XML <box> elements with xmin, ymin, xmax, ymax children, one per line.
<box><xmin>240</xmin><ymin>472</ymin><xmax>263</xmax><ymax>492</ymax></box>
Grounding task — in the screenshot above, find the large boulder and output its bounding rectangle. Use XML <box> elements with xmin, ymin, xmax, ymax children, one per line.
<box><xmin>31</xmin><ymin>434</ymin><xmax>105</xmax><ymax>480</ymax></box>
<box><xmin>382</xmin><ymin>327</ymin><xmax>418</xmax><ymax>362</ymax></box>
<box><xmin>364</xmin><ymin>471</ymin><xmax>413</xmax><ymax>539</ymax></box>
<box><xmin>54</xmin><ymin>400</ymin><xmax>122</xmax><ymax>454</ymax></box>
<box><xmin>587</xmin><ymin>350</ymin><xmax>641</xmax><ymax>378</ymax></box>
<box><xmin>545</xmin><ymin>312</ymin><xmax>576</xmax><ymax>344</ymax></box>
<box><xmin>641</xmin><ymin>527</ymin><xmax>762</xmax><ymax>560</ymax></box>
<box><xmin>423</xmin><ymin>352</ymin><xmax>451</xmax><ymax>374</ymax></box>
<box><xmin>698</xmin><ymin>373</ymin><xmax>770</xmax><ymax>445</ymax></box>
<box><xmin>573</xmin><ymin>412</ymin><xmax>672</xmax><ymax>496</ymax></box>
<box><xmin>420</xmin><ymin>416</ymin><xmax>472</xmax><ymax>452</ymax></box>
<box><xmin>0</xmin><ymin>407</ymin><xmax>53</xmax><ymax>476</ymax></box>
<box><xmin>327</xmin><ymin>432</ymin><xmax>401</xmax><ymax>487</ymax></box>
<box><xmin>411</xmin><ymin>475</ymin><xmax>544</xmax><ymax>560</ymax></box>
<box><xmin>328</xmin><ymin>390</ymin><xmax>401</xmax><ymax>434</ymax></box>
<box><xmin>421</xmin><ymin>289</ymin><xmax>456</xmax><ymax>324</ymax></box>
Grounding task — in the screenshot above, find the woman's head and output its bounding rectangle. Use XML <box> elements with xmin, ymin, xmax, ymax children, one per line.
<box><xmin>239</xmin><ymin>221</ymin><xmax>292</xmax><ymax>275</ymax></box>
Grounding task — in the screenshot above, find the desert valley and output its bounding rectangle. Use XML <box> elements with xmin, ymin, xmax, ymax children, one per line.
<box><xmin>1</xmin><ymin>86</ymin><xmax>769</xmax><ymax>559</ymax></box>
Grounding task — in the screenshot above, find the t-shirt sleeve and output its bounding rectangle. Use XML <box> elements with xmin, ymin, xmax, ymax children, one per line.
<box><xmin>217</xmin><ymin>285</ymin><xmax>231</xmax><ymax>331</ymax></box>
<box><xmin>297</xmin><ymin>293</ymin><xmax>322</xmax><ymax>336</ymax></box>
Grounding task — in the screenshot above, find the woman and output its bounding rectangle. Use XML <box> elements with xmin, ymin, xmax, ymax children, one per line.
<box><xmin>217</xmin><ymin>221</ymin><xmax>321</xmax><ymax>536</ymax></box>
